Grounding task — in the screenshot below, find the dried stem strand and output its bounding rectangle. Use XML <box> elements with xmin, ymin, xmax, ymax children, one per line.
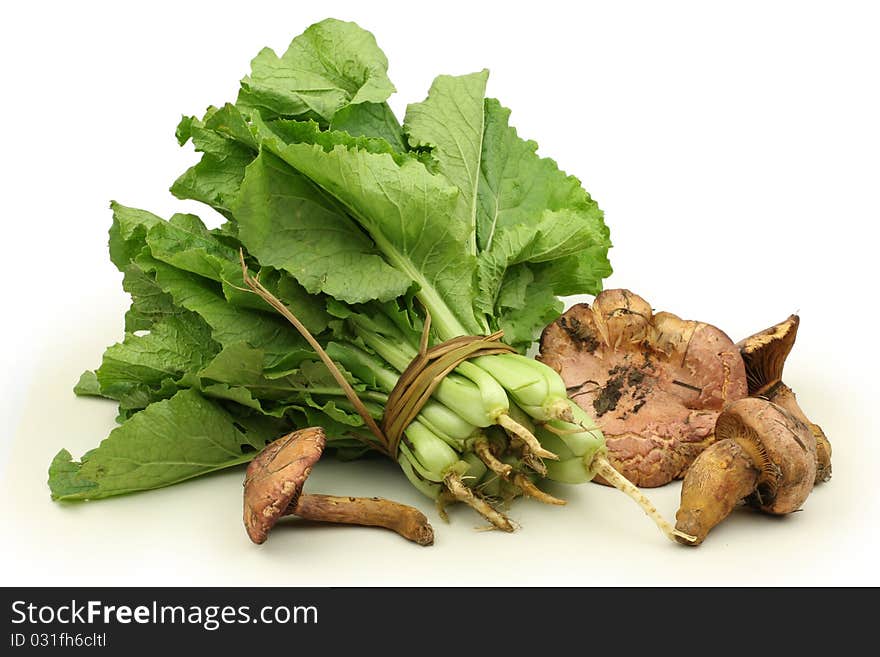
<box><xmin>239</xmin><ymin>251</ymin><xmax>390</xmax><ymax>455</ymax></box>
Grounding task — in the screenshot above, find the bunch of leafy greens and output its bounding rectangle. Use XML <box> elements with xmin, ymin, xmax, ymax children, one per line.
<box><xmin>49</xmin><ymin>18</ymin><xmax>611</xmax><ymax>508</ymax></box>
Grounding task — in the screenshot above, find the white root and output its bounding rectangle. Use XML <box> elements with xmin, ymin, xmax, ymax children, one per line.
<box><xmin>513</xmin><ymin>474</ymin><xmax>566</xmax><ymax>506</ymax></box>
<box><xmin>520</xmin><ymin>450</ymin><xmax>548</xmax><ymax>477</ymax></box>
<box><xmin>435</xmin><ymin>491</ymin><xmax>456</xmax><ymax>523</ymax></box>
<box><xmin>474</xmin><ymin>437</ymin><xmax>565</xmax><ymax>506</ymax></box>
<box><xmin>473</xmin><ymin>437</ymin><xmax>513</xmax><ymax>479</ymax></box>
<box><xmin>592</xmin><ymin>454</ymin><xmax>697</xmax><ymax>544</ymax></box>
<box><xmin>444</xmin><ymin>473</ymin><xmax>515</xmax><ymax>532</ymax></box>
<box><xmin>497</xmin><ymin>413</ymin><xmax>558</xmax><ymax>460</ymax></box>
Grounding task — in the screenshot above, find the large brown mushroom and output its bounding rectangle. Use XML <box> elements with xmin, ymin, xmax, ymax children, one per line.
<box><xmin>243</xmin><ymin>427</ymin><xmax>434</xmax><ymax>546</ymax></box>
<box><xmin>674</xmin><ymin>397</ymin><xmax>817</xmax><ymax>545</ymax></box>
<box><xmin>737</xmin><ymin>315</ymin><xmax>832</xmax><ymax>483</ymax></box>
<box><xmin>539</xmin><ymin>289</ymin><xmax>748</xmax><ymax>487</ymax></box>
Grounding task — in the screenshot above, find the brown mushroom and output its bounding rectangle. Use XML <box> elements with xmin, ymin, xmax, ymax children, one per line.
<box><xmin>674</xmin><ymin>397</ymin><xmax>817</xmax><ymax>545</ymax></box>
<box><xmin>243</xmin><ymin>427</ymin><xmax>434</xmax><ymax>546</ymax></box>
<box><xmin>737</xmin><ymin>315</ymin><xmax>832</xmax><ymax>483</ymax></box>
<box><xmin>538</xmin><ymin>289</ymin><xmax>748</xmax><ymax>487</ymax></box>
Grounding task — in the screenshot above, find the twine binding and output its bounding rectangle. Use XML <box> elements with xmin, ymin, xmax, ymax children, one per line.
<box><xmin>240</xmin><ymin>251</ymin><xmax>514</xmax><ymax>458</ymax></box>
<box><xmin>381</xmin><ymin>312</ymin><xmax>515</xmax><ymax>457</ymax></box>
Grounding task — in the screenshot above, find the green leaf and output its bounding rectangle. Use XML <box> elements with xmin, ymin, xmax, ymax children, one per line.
<box><xmin>330</xmin><ymin>102</ymin><xmax>406</xmax><ymax>151</ymax></box>
<box><xmin>260</xmin><ymin>116</ymin><xmax>403</xmax><ymax>159</ymax></box>
<box><xmin>171</xmin><ymin>107</ymin><xmax>256</xmax><ymax>213</ymax></box>
<box><xmin>49</xmin><ymin>450</ymin><xmax>99</xmax><ymax>499</ymax></box>
<box><xmin>531</xmin><ymin>248</ymin><xmax>613</xmax><ymax>297</ymax></box>
<box><xmin>405</xmin><ymin>70</ymin><xmax>489</xmax><ymax>254</ymax></box>
<box><xmin>291</xmin><ymin>359</ymin><xmax>367</xmax><ymax>393</ymax></box>
<box><xmin>95</xmin><ymin>313</ymin><xmax>219</xmax><ymax>410</ymax></box>
<box><xmin>238</xmin><ymin>18</ymin><xmax>395</xmax><ymax>122</ymax></box>
<box><xmin>199</xmin><ymin>342</ymin><xmax>267</xmax><ymax>386</ymax></box>
<box><xmin>110</xmin><ymin>203</ymin><xmax>327</xmax><ymax>365</ymax></box>
<box><xmin>49</xmin><ymin>389</ymin><xmax>266</xmax><ymax>500</ymax></box>
<box><xmin>226</xmin><ymin>409</ymin><xmax>292</xmax><ymax>444</ymax></box>
<box><xmin>477</xmin><ymin>99</ymin><xmax>606</xmax><ymax>253</ymax></box>
<box><xmin>257</xmin><ymin>123</ymin><xmax>484</xmax><ymax>337</ymax></box>
<box><xmin>146</xmin><ymin>212</ymin><xmax>240</xmax><ymax>282</ymax></box>
<box><xmin>108</xmin><ymin>202</ymin><xmax>162</xmax><ymax>270</ymax></box>
<box><xmin>197</xmin><ymin>344</ymin><xmax>381</xmax><ymax>432</ymax></box>
<box><xmin>404</xmin><ymin>75</ymin><xmax>607</xmax><ymax>257</ymax></box>
<box><xmin>195</xmin><ymin>345</ymin><xmax>377</xmax><ymax>427</ymax></box>
<box><xmin>109</xmin><ymin>204</ymin><xmax>195</xmax><ymax>334</ymax></box>
<box><xmin>221</xmin><ymin>268</ymin><xmax>330</xmax><ymax>335</ymax></box>
<box><xmin>199</xmin><ymin>383</ymin><xmax>267</xmax><ymax>413</ymax></box>
<box><xmin>475</xmin><ymin>210</ymin><xmax>610</xmax><ymax>316</ymax></box>
<box><xmin>130</xmin><ymin>207</ymin><xmax>331</xmax><ymax>334</ymax></box>
<box><xmin>211</xmin><ymin>219</ymin><xmax>241</xmax><ymax>246</ymax></box>
<box><xmin>176</xmin><ymin>115</ymin><xmax>196</xmax><ymax>145</ymax></box>
<box><xmin>498</xmin><ymin>277</ymin><xmax>564</xmax><ymax>349</ymax></box>
<box><xmin>496</xmin><ymin>264</ymin><xmax>534</xmax><ymax>310</ymax></box>
<box><xmin>474</xmin><ymin>224</ymin><xmax>541</xmax><ymax>315</ymax></box>
<box><xmin>196</xmin><ymin>343</ymin><xmax>283</xmax><ymax>413</ymax></box>
<box><xmin>331</xmin><ymin>445</ymin><xmax>375</xmax><ymax>461</ymax></box>
<box><xmin>308</xmin><ymin>399</ymin><xmax>365</xmax><ymax>427</ymax></box>
<box><xmin>204</xmin><ymin>103</ymin><xmax>258</xmax><ymax>150</ymax></box>
<box><xmin>234</xmin><ymin>151</ymin><xmax>411</xmax><ymax>304</ymax></box>
<box><xmin>73</xmin><ymin>371</ymin><xmax>103</xmax><ymax>397</ymax></box>
<box><xmin>121</xmin><ymin>265</ymin><xmax>183</xmax><ymax>332</ymax></box>
<box><xmin>139</xmin><ymin>255</ymin><xmax>313</xmax><ymax>371</ymax></box>
<box><xmin>269</xmin><ymin>273</ymin><xmax>331</xmax><ymax>334</ymax></box>
<box><xmin>403</xmin><ymin>81</ymin><xmax>610</xmax><ymax>321</ymax></box>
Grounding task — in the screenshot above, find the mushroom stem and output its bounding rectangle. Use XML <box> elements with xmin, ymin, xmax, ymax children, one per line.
<box><xmin>289</xmin><ymin>494</ymin><xmax>434</xmax><ymax>546</ymax></box>
<box><xmin>738</xmin><ymin>315</ymin><xmax>831</xmax><ymax>484</ymax></box>
<box><xmin>497</xmin><ymin>413</ymin><xmax>558</xmax><ymax>460</ymax></box>
<box><xmin>763</xmin><ymin>383</ymin><xmax>832</xmax><ymax>483</ymax></box>
<box><xmin>813</xmin><ymin>431</ymin><xmax>833</xmax><ymax>484</ymax></box>
<box><xmin>444</xmin><ymin>472</ymin><xmax>515</xmax><ymax>532</ymax></box>
<box><xmin>591</xmin><ymin>454</ymin><xmax>697</xmax><ymax>544</ymax></box>
<box><xmin>674</xmin><ymin>398</ymin><xmax>817</xmax><ymax>546</ymax></box>
<box><xmin>674</xmin><ymin>440</ymin><xmax>760</xmax><ymax>545</ymax></box>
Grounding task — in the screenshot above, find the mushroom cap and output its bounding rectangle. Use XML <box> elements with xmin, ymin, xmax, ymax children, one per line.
<box><xmin>243</xmin><ymin>427</ymin><xmax>326</xmax><ymax>544</ymax></box>
<box><xmin>736</xmin><ymin>315</ymin><xmax>799</xmax><ymax>395</ymax></box>
<box><xmin>714</xmin><ymin>398</ymin><xmax>816</xmax><ymax>514</ymax></box>
<box><xmin>539</xmin><ymin>289</ymin><xmax>748</xmax><ymax>487</ymax></box>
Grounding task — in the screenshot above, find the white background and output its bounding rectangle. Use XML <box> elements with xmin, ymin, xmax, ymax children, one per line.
<box><xmin>1</xmin><ymin>1</ymin><xmax>878</xmax><ymax>585</ymax></box>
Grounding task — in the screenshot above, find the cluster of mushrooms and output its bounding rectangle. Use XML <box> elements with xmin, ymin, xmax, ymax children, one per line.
<box><xmin>539</xmin><ymin>289</ymin><xmax>831</xmax><ymax>545</ymax></box>
<box><xmin>241</xmin><ymin>288</ymin><xmax>830</xmax><ymax>548</ymax></box>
